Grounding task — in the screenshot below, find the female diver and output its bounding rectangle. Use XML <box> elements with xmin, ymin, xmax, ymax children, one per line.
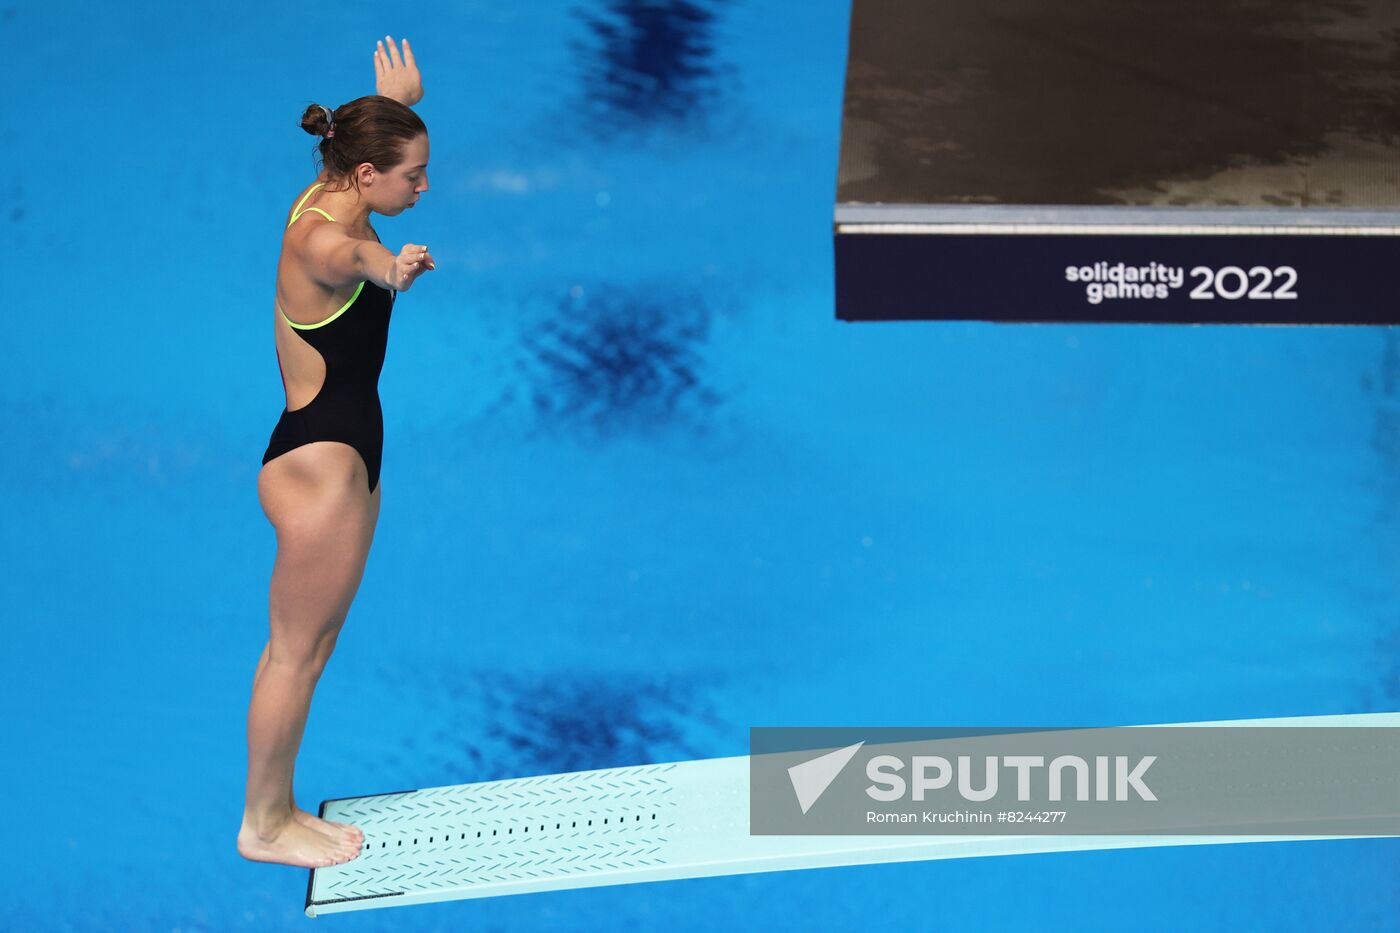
<box><xmin>237</xmin><ymin>37</ymin><xmax>433</xmax><ymax>869</ymax></box>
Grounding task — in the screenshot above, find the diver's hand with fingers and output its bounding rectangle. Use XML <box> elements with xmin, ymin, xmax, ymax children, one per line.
<box><xmin>390</xmin><ymin>243</ymin><xmax>435</xmax><ymax>292</ymax></box>
<box><xmin>375</xmin><ymin>36</ymin><xmax>423</xmax><ymax>106</ymax></box>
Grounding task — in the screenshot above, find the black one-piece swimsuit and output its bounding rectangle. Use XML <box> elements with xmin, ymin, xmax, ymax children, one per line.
<box><xmin>261</xmin><ymin>183</ymin><xmax>395</xmax><ymax>493</ymax></box>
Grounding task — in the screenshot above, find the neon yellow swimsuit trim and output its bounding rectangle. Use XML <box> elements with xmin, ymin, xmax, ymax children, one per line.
<box><xmin>278</xmin><ymin>183</ymin><xmax>363</xmax><ymax>330</ymax></box>
<box><xmin>287</xmin><ymin>183</ymin><xmax>332</xmax><ymax>228</ymax></box>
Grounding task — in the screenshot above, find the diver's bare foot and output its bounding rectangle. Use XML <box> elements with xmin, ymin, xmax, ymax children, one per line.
<box><xmin>292</xmin><ymin>805</ymin><xmax>365</xmax><ymax>846</ymax></box>
<box><xmin>237</xmin><ymin>814</ymin><xmax>363</xmax><ymax>868</ymax></box>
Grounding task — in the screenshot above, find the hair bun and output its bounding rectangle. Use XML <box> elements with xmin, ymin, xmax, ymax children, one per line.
<box><xmin>301</xmin><ymin>103</ymin><xmax>336</xmax><ymax>137</ymax></box>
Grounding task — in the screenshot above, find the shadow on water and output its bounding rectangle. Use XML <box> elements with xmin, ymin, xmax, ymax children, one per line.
<box><xmin>380</xmin><ymin>664</ymin><xmax>730</xmax><ymax>782</ymax></box>
<box><xmin>561</xmin><ymin>0</ymin><xmax>739</xmax><ymax>142</ymax></box>
<box><xmin>488</xmin><ymin>280</ymin><xmax>724</xmax><ymax>440</ymax></box>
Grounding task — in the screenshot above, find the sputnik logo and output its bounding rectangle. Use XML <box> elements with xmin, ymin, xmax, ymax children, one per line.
<box><xmin>788</xmin><ymin>742</ymin><xmax>865</xmax><ymax>814</ymax></box>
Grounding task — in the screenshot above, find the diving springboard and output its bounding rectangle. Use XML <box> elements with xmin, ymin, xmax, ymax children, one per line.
<box><xmin>306</xmin><ymin>711</ymin><xmax>1400</xmax><ymax>917</ymax></box>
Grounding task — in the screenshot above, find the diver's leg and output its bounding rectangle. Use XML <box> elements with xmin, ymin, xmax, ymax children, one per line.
<box><xmin>236</xmin><ymin>446</ymin><xmax>378</xmax><ymax>868</ymax></box>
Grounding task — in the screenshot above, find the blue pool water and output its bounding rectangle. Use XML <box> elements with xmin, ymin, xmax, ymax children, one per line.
<box><xmin>2</xmin><ymin>1</ymin><xmax>1398</xmax><ymax>929</ymax></box>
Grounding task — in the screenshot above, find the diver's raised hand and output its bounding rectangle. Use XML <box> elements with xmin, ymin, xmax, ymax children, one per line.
<box><xmin>375</xmin><ymin>36</ymin><xmax>423</xmax><ymax>106</ymax></box>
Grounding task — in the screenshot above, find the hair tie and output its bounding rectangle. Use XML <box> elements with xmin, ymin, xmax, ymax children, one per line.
<box><xmin>320</xmin><ymin>105</ymin><xmax>335</xmax><ymax>138</ymax></box>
